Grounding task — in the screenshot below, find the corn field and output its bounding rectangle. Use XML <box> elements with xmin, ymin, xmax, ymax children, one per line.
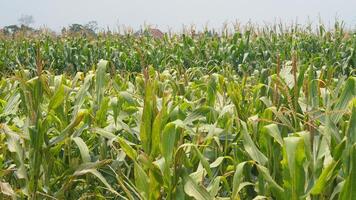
<box><xmin>0</xmin><ymin>24</ymin><xmax>356</xmax><ymax>199</ymax></box>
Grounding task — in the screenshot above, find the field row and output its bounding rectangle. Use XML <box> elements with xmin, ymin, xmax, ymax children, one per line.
<box><xmin>1</xmin><ymin>24</ymin><xmax>355</xmax><ymax>76</ymax></box>
<box><xmin>1</xmin><ymin>59</ymin><xmax>355</xmax><ymax>199</ymax></box>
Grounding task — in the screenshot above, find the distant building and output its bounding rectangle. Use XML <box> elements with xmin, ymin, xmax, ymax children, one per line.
<box><xmin>135</xmin><ymin>28</ymin><xmax>164</xmax><ymax>39</ymax></box>
<box><xmin>149</xmin><ymin>28</ymin><xmax>164</xmax><ymax>38</ymax></box>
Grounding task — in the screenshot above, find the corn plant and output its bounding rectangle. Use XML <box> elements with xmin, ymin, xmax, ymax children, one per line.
<box><xmin>0</xmin><ymin>23</ymin><xmax>356</xmax><ymax>199</ymax></box>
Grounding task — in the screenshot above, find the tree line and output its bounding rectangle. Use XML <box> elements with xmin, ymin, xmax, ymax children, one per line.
<box><xmin>1</xmin><ymin>15</ymin><xmax>99</xmax><ymax>36</ymax></box>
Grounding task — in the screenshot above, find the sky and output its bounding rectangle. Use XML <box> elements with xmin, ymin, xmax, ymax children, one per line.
<box><xmin>1</xmin><ymin>0</ymin><xmax>356</xmax><ymax>32</ymax></box>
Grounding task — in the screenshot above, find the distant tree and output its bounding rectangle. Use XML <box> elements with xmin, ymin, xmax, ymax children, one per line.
<box><xmin>61</xmin><ymin>27</ymin><xmax>67</xmax><ymax>35</ymax></box>
<box><xmin>2</xmin><ymin>24</ymin><xmax>36</xmax><ymax>36</ymax></box>
<box><xmin>1</xmin><ymin>15</ymin><xmax>36</xmax><ymax>36</ymax></box>
<box><xmin>66</xmin><ymin>22</ymin><xmax>96</xmax><ymax>36</ymax></box>
<box><xmin>68</xmin><ymin>24</ymin><xmax>85</xmax><ymax>33</ymax></box>
<box><xmin>18</xmin><ymin>14</ymin><xmax>35</xmax><ymax>26</ymax></box>
<box><xmin>3</xmin><ymin>25</ymin><xmax>20</xmax><ymax>35</ymax></box>
<box><xmin>85</xmin><ymin>21</ymin><xmax>98</xmax><ymax>33</ymax></box>
<box><xmin>19</xmin><ymin>24</ymin><xmax>34</xmax><ymax>32</ymax></box>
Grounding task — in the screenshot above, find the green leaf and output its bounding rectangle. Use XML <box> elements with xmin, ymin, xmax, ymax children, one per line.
<box><xmin>267</xmin><ymin>107</ymin><xmax>293</xmax><ymax>128</ymax></box>
<box><xmin>253</xmin><ymin>195</ymin><xmax>269</xmax><ymax>200</ymax></box>
<box><xmin>232</xmin><ymin>161</ymin><xmax>248</xmax><ymax>199</ymax></box>
<box><xmin>73</xmin><ymin>74</ymin><xmax>94</xmax><ymax>114</ymax></box>
<box><xmin>347</xmin><ymin>104</ymin><xmax>356</xmax><ymax>144</ymax></box>
<box><xmin>140</xmin><ymin>77</ymin><xmax>155</xmax><ymax>154</ymax></box>
<box><xmin>207</xmin><ymin>176</ymin><xmax>220</xmax><ymax>197</ymax></box>
<box><xmin>241</xmin><ymin>121</ymin><xmax>268</xmax><ymax>165</ymax></box>
<box><xmin>210</xmin><ymin>157</ymin><xmax>224</xmax><ymax>168</ymax></box>
<box><xmin>2</xmin><ymin>92</ymin><xmax>20</xmax><ymax>116</ymax></box>
<box><xmin>134</xmin><ymin>162</ymin><xmax>149</xmax><ymax>199</ymax></box>
<box><xmin>279</xmin><ymin>64</ymin><xmax>295</xmax><ymax>89</ymax></box>
<box><xmin>161</xmin><ymin>123</ymin><xmax>176</xmax><ymax>164</ymax></box>
<box><xmin>184</xmin><ymin>106</ymin><xmax>212</xmax><ymax>124</ymax></box>
<box><xmin>92</xmin><ymin>127</ymin><xmax>116</xmax><ymax>140</ymax></box>
<box><xmin>207</xmin><ymin>76</ymin><xmax>217</xmax><ymax>106</ymax></box>
<box><xmin>331</xmin><ymin>77</ymin><xmax>356</xmax><ymax>123</ymax></box>
<box><xmin>119</xmin><ymin>91</ymin><xmax>136</xmax><ymax>104</ymax></box>
<box><xmin>184</xmin><ymin>174</ymin><xmax>213</xmax><ymax>200</ymax></box>
<box><xmin>151</xmin><ymin>98</ymin><xmax>167</xmax><ymax>157</ymax></box>
<box><xmin>75</xmin><ymin>168</ymin><xmax>119</xmax><ymax>196</ymax></box>
<box><xmin>3</xmin><ymin>124</ymin><xmax>27</xmax><ymax>180</ymax></box>
<box><xmin>310</xmin><ymin>160</ymin><xmax>340</xmax><ymax>195</ymax></box>
<box><xmin>91</xmin><ymin>169</ymin><xmax>118</xmax><ymax>194</ymax></box>
<box><xmin>117</xmin><ymin>137</ymin><xmax>137</xmax><ymax>161</ymax></box>
<box><xmin>282</xmin><ymin>136</ymin><xmax>307</xmax><ymax>199</ymax></box>
<box><xmin>193</xmin><ymin>146</ymin><xmax>213</xmax><ymax>178</ymax></box>
<box><xmin>340</xmin><ymin>144</ymin><xmax>356</xmax><ymax>200</ymax></box>
<box><xmin>95</xmin><ymin>97</ymin><xmax>110</xmax><ymax>127</ymax></box>
<box><xmin>256</xmin><ymin>164</ymin><xmax>284</xmax><ymax>195</ymax></box>
<box><xmin>95</xmin><ymin>59</ymin><xmax>108</xmax><ymax>105</ymax></box>
<box><xmin>72</xmin><ymin>137</ymin><xmax>91</xmax><ymax>163</ymax></box>
<box><xmin>48</xmin><ymin>83</ymin><xmax>65</xmax><ymax>110</ymax></box>
<box><xmin>330</xmin><ymin>181</ymin><xmax>344</xmax><ymax>200</ymax></box>
<box><xmin>308</xmin><ymin>66</ymin><xmax>319</xmax><ymax>108</ymax></box>
<box><xmin>49</xmin><ymin>110</ymin><xmax>88</xmax><ymax>145</ymax></box>
<box><xmin>262</xmin><ymin>124</ymin><xmax>283</xmax><ymax>146</ymax></box>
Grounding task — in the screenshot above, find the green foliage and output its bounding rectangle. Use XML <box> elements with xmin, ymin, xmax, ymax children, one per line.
<box><xmin>0</xmin><ymin>24</ymin><xmax>356</xmax><ymax>199</ymax></box>
<box><xmin>0</xmin><ymin>22</ymin><xmax>355</xmax><ymax>76</ymax></box>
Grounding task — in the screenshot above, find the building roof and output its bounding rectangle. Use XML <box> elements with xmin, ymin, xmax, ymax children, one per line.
<box><xmin>148</xmin><ymin>28</ymin><xmax>164</xmax><ymax>39</ymax></box>
<box><xmin>134</xmin><ymin>28</ymin><xmax>164</xmax><ymax>39</ymax></box>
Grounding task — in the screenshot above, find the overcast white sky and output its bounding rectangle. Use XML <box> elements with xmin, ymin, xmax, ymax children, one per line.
<box><xmin>1</xmin><ymin>0</ymin><xmax>356</xmax><ymax>31</ymax></box>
